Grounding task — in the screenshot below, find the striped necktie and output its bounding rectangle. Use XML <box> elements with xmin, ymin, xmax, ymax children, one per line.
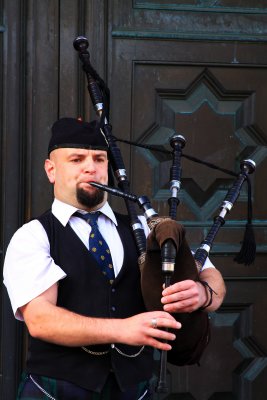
<box><xmin>74</xmin><ymin>211</ymin><xmax>115</xmax><ymax>284</ymax></box>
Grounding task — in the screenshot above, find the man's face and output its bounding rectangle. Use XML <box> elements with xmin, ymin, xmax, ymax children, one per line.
<box><xmin>45</xmin><ymin>148</ymin><xmax>108</xmax><ymax>211</ymax></box>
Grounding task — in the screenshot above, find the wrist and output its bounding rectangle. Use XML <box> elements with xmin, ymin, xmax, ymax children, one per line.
<box><xmin>198</xmin><ymin>280</ymin><xmax>217</xmax><ymax>310</ymax></box>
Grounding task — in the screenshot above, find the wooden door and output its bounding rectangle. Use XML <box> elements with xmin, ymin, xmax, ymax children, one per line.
<box><xmin>105</xmin><ymin>2</ymin><xmax>267</xmax><ymax>399</ymax></box>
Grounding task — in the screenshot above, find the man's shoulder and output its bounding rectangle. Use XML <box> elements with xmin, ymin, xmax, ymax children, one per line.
<box><xmin>35</xmin><ymin>209</ymin><xmax>57</xmax><ymax>239</ymax></box>
<box><xmin>6</xmin><ymin>216</ymin><xmax>48</xmax><ymax>249</ymax></box>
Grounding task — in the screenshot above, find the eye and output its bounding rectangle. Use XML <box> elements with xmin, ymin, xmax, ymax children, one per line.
<box><xmin>95</xmin><ymin>156</ymin><xmax>106</xmax><ymax>163</ymax></box>
<box><xmin>70</xmin><ymin>157</ymin><xmax>82</xmax><ymax>163</ymax></box>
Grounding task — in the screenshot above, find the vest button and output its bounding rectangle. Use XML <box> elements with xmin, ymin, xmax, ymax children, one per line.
<box><xmin>111</xmin><ymin>288</ymin><xmax>116</xmax><ymax>293</ymax></box>
<box><xmin>111</xmin><ymin>306</ymin><xmax>116</xmax><ymax>312</ymax></box>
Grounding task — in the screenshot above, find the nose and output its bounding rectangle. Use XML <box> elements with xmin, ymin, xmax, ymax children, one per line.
<box><xmin>83</xmin><ymin>157</ymin><xmax>96</xmax><ymax>173</ymax></box>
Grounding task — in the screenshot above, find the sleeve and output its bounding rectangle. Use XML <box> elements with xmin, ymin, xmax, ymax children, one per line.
<box><xmin>201</xmin><ymin>256</ymin><xmax>215</xmax><ymax>270</ymax></box>
<box><xmin>3</xmin><ymin>219</ymin><xmax>67</xmax><ymax>321</ymax></box>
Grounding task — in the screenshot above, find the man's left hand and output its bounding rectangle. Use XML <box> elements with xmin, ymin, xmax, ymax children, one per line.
<box><xmin>161</xmin><ymin>280</ymin><xmax>207</xmax><ymax>313</ymax></box>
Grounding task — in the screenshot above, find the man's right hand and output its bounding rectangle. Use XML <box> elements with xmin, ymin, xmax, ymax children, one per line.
<box><xmin>115</xmin><ymin>311</ymin><xmax>181</xmax><ymax>351</ymax></box>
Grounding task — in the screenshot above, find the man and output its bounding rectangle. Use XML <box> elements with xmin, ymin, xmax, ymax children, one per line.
<box><xmin>3</xmin><ymin>118</ymin><xmax>226</xmax><ymax>399</ymax></box>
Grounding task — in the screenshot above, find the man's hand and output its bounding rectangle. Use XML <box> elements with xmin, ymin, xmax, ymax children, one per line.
<box><xmin>161</xmin><ymin>280</ymin><xmax>207</xmax><ymax>313</ymax></box>
<box><xmin>161</xmin><ymin>268</ymin><xmax>226</xmax><ymax>313</ymax></box>
<box><xmin>116</xmin><ymin>311</ymin><xmax>182</xmax><ymax>351</ymax></box>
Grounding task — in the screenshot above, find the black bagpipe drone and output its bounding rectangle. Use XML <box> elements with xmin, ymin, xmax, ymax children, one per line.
<box><xmin>73</xmin><ymin>36</ymin><xmax>256</xmax><ymax>393</ymax></box>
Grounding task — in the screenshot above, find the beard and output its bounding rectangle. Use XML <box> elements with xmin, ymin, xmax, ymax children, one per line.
<box><xmin>76</xmin><ymin>186</ymin><xmax>105</xmax><ymax>209</ymax></box>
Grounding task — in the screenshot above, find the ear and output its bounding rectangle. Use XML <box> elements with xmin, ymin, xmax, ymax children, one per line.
<box><xmin>44</xmin><ymin>159</ymin><xmax>56</xmax><ymax>184</ymax></box>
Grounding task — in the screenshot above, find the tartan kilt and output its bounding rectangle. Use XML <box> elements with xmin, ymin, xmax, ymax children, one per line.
<box><xmin>17</xmin><ymin>373</ymin><xmax>152</xmax><ymax>400</ymax></box>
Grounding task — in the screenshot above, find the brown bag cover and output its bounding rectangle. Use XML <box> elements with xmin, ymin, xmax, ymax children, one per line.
<box><xmin>140</xmin><ymin>217</ymin><xmax>210</xmax><ymax>366</ymax></box>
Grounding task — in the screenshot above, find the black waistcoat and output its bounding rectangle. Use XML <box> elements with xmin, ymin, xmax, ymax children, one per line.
<box><xmin>26</xmin><ymin>211</ymin><xmax>153</xmax><ymax>392</ymax></box>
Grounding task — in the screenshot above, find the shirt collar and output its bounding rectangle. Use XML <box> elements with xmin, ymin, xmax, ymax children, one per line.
<box><xmin>52</xmin><ymin>198</ymin><xmax>118</xmax><ymax>227</ymax></box>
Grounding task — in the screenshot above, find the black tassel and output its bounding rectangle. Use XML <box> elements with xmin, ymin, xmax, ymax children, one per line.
<box><xmin>234</xmin><ymin>222</ymin><xmax>256</xmax><ymax>265</ymax></box>
<box><xmin>234</xmin><ymin>176</ymin><xmax>256</xmax><ymax>265</ymax></box>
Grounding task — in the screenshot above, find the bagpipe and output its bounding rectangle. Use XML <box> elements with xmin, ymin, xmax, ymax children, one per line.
<box><xmin>73</xmin><ymin>36</ymin><xmax>256</xmax><ymax>393</ymax></box>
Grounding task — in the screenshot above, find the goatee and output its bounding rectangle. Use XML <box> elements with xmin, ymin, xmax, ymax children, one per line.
<box><xmin>76</xmin><ymin>186</ymin><xmax>104</xmax><ymax>209</ymax></box>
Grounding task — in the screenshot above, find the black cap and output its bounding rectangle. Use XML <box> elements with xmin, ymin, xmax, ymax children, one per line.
<box><xmin>48</xmin><ymin>118</ymin><xmax>108</xmax><ymax>155</ymax></box>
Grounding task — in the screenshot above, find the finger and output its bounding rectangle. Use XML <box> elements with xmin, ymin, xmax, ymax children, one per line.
<box><xmin>148</xmin><ymin>311</ymin><xmax>178</xmax><ymax>322</ymax></box>
<box><xmin>148</xmin><ymin>316</ymin><xmax>181</xmax><ymax>330</ymax></box>
<box><xmin>163</xmin><ymin>303</ymin><xmax>192</xmax><ymax>313</ymax></box>
<box><xmin>162</xmin><ymin>280</ymin><xmax>194</xmax><ymax>296</ymax></box>
<box><xmin>161</xmin><ymin>290</ymin><xmax>192</xmax><ymax>305</ymax></box>
<box><xmin>162</xmin><ymin>282</ymin><xmax>184</xmax><ymax>295</ymax></box>
<box><xmin>149</xmin><ymin>328</ymin><xmax>177</xmax><ymax>342</ymax></box>
<box><xmin>148</xmin><ymin>338</ymin><xmax>173</xmax><ymax>351</ymax></box>
<box><xmin>163</xmin><ymin>298</ymin><xmax>198</xmax><ymax>313</ymax></box>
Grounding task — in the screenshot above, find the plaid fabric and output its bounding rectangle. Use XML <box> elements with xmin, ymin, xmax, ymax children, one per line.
<box><xmin>17</xmin><ymin>373</ymin><xmax>152</xmax><ymax>400</ymax></box>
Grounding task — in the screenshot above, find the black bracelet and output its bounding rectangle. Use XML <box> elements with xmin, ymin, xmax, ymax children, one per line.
<box><xmin>198</xmin><ymin>280</ymin><xmax>217</xmax><ymax>310</ymax></box>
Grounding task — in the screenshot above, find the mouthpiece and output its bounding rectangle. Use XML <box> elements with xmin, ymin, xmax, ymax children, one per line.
<box><xmin>73</xmin><ymin>36</ymin><xmax>89</xmax><ymax>52</ymax></box>
<box><xmin>89</xmin><ymin>182</ymin><xmax>137</xmax><ymax>202</ymax></box>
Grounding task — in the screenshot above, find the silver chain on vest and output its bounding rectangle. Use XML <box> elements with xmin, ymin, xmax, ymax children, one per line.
<box><xmin>29</xmin><ymin>375</ymin><xmax>57</xmax><ymax>400</ymax></box>
<box><xmin>81</xmin><ymin>344</ymin><xmax>145</xmax><ymax>357</ymax></box>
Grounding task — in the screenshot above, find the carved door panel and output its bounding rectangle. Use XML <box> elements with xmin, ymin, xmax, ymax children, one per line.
<box><xmin>106</xmin><ymin>1</ymin><xmax>267</xmax><ymax>399</ymax></box>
